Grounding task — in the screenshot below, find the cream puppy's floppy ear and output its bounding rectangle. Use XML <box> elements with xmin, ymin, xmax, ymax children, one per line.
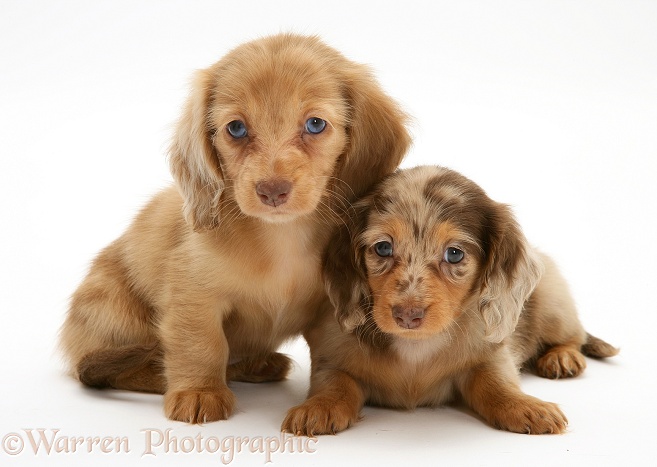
<box><xmin>336</xmin><ymin>65</ymin><xmax>411</xmax><ymax>199</ymax></box>
<box><xmin>169</xmin><ymin>68</ymin><xmax>224</xmax><ymax>231</ymax></box>
<box><xmin>478</xmin><ymin>205</ymin><xmax>544</xmax><ymax>343</ymax></box>
<box><xmin>323</xmin><ymin>202</ymin><xmax>371</xmax><ymax>331</ymax></box>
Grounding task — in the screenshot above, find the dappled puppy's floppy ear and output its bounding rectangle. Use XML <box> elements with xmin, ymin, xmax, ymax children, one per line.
<box><xmin>478</xmin><ymin>204</ymin><xmax>544</xmax><ymax>343</ymax></box>
<box><xmin>169</xmin><ymin>68</ymin><xmax>225</xmax><ymax>231</ymax></box>
<box><xmin>323</xmin><ymin>201</ymin><xmax>372</xmax><ymax>332</ymax></box>
<box><xmin>336</xmin><ymin>64</ymin><xmax>411</xmax><ymax>199</ymax></box>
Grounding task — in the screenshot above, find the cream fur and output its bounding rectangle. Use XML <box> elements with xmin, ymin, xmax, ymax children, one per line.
<box><xmin>60</xmin><ymin>34</ymin><xmax>410</xmax><ymax>424</ymax></box>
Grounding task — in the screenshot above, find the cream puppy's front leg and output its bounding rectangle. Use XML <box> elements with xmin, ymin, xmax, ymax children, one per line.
<box><xmin>160</xmin><ymin>299</ymin><xmax>235</xmax><ymax>423</ymax></box>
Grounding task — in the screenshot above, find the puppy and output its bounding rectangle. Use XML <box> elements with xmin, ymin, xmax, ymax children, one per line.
<box><xmin>59</xmin><ymin>34</ymin><xmax>410</xmax><ymax>424</ymax></box>
<box><xmin>283</xmin><ymin>165</ymin><xmax>618</xmax><ymax>435</ymax></box>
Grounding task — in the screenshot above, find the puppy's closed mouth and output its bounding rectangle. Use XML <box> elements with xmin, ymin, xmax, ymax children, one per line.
<box><xmin>239</xmin><ymin>180</ymin><xmax>307</xmax><ymax>222</ymax></box>
<box><xmin>374</xmin><ymin>301</ymin><xmax>457</xmax><ymax>341</ymax></box>
<box><xmin>250</xmin><ymin>195</ymin><xmax>306</xmax><ymax>224</ymax></box>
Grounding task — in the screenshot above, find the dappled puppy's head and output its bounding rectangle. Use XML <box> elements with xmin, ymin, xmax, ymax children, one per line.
<box><xmin>169</xmin><ymin>34</ymin><xmax>410</xmax><ymax>229</ymax></box>
<box><xmin>324</xmin><ymin>166</ymin><xmax>543</xmax><ymax>343</ymax></box>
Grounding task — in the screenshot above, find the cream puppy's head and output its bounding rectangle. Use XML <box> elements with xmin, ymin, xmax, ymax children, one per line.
<box><xmin>169</xmin><ymin>34</ymin><xmax>411</xmax><ymax>228</ymax></box>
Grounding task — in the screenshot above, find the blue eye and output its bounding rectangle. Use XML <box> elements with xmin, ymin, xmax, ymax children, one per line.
<box><xmin>305</xmin><ymin>117</ymin><xmax>326</xmax><ymax>134</ymax></box>
<box><xmin>374</xmin><ymin>241</ymin><xmax>393</xmax><ymax>257</ymax></box>
<box><xmin>444</xmin><ymin>247</ymin><xmax>464</xmax><ymax>264</ymax></box>
<box><xmin>227</xmin><ymin>120</ymin><xmax>247</xmax><ymax>139</ymax></box>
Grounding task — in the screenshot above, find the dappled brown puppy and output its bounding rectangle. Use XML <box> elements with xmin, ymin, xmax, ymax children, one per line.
<box><xmin>59</xmin><ymin>34</ymin><xmax>410</xmax><ymax>424</ymax></box>
<box><xmin>283</xmin><ymin>166</ymin><xmax>617</xmax><ymax>435</ymax></box>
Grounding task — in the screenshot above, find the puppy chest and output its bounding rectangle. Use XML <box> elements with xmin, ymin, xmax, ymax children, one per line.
<box><xmin>227</xmin><ymin>223</ymin><xmax>325</xmax><ymax>296</ymax></box>
<box><xmin>351</xmin><ymin>348</ymin><xmax>457</xmax><ymax>409</ymax></box>
<box><xmin>257</xmin><ymin>248</ymin><xmax>323</xmax><ymax>306</ymax></box>
<box><xmin>227</xmin><ymin>249</ymin><xmax>325</xmax><ymax>333</ymax></box>
<box><xmin>226</xmin><ymin>286</ymin><xmax>324</xmax><ymax>355</ymax></box>
<box><xmin>365</xmin><ymin>370</ymin><xmax>456</xmax><ymax>409</ymax></box>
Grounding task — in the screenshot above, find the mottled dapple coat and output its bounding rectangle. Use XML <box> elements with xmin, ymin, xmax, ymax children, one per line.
<box><xmin>283</xmin><ymin>166</ymin><xmax>617</xmax><ymax>435</ymax></box>
<box><xmin>60</xmin><ymin>34</ymin><xmax>411</xmax><ymax>424</ymax></box>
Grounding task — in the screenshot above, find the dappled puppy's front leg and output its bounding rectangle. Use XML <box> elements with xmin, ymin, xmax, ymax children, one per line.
<box><xmin>282</xmin><ymin>369</ymin><xmax>365</xmax><ymax>436</ymax></box>
<box><xmin>459</xmin><ymin>358</ymin><xmax>568</xmax><ymax>434</ymax></box>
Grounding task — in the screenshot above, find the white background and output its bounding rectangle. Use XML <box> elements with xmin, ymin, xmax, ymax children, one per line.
<box><xmin>1</xmin><ymin>1</ymin><xmax>656</xmax><ymax>465</ymax></box>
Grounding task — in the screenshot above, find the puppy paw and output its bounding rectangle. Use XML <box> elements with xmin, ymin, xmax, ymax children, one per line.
<box><xmin>282</xmin><ymin>397</ymin><xmax>360</xmax><ymax>436</ymax></box>
<box><xmin>536</xmin><ymin>345</ymin><xmax>587</xmax><ymax>379</ymax></box>
<box><xmin>488</xmin><ymin>396</ymin><xmax>568</xmax><ymax>435</ymax></box>
<box><xmin>164</xmin><ymin>387</ymin><xmax>236</xmax><ymax>423</ymax></box>
<box><xmin>228</xmin><ymin>352</ymin><xmax>292</xmax><ymax>383</ymax></box>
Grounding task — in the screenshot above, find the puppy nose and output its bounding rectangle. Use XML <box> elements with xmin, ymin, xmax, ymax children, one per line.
<box><xmin>392</xmin><ymin>305</ymin><xmax>425</xmax><ymax>329</ymax></box>
<box><xmin>256</xmin><ymin>179</ymin><xmax>292</xmax><ymax>207</ymax></box>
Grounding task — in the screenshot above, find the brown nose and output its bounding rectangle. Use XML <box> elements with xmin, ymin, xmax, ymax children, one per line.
<box><xmin>392</xmin><ymin>305</ymin><xmax>425</xmax><ymax>329</ymax></box>
<box><xmin>256</xmin><ymin>179</ymin><xmax>292</xmax><ymax>207</ymax></box>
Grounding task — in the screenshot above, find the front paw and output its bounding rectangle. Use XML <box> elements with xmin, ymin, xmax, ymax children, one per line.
<box><xmin>487</xmin><ymin>395</ymin><xmax>568</xmax><ymax>434</ymax></box>
<box><xmin>164</xmin><ymin>387</ymin><xmax>236</xmax><ymax>423</ymax></box>
<box><xmin>282</xmin><ymin>397</ymin><xmax>360</xmax><ymax>436</ymax></box>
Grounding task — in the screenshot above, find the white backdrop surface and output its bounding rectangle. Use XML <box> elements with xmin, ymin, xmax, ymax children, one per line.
<box><xmin>1</xmin><ymin>1</ymin><xmax>655</xmax><ymax>465</ymax></box>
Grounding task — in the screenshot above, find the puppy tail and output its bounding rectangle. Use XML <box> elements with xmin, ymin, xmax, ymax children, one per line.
<box><xmin>77</xmin><ymin>343</ymin><xmax>166</xmax><ymax>394</ymax></box>
<box><xmin>581</xmin><ymin>332</ymin><xmax>619</xmax><ymax>359</ymax></box>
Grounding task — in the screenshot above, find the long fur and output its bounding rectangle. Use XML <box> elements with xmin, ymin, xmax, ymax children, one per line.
<box><xmin>59</xmin><ymin>34</ymin><xmax>411</xmax><ymax>424</ymax></box>
<box><xmin>282</xmin><ymin>166</ymin><xmax>618</xmax><ymax>436</ymax></box>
